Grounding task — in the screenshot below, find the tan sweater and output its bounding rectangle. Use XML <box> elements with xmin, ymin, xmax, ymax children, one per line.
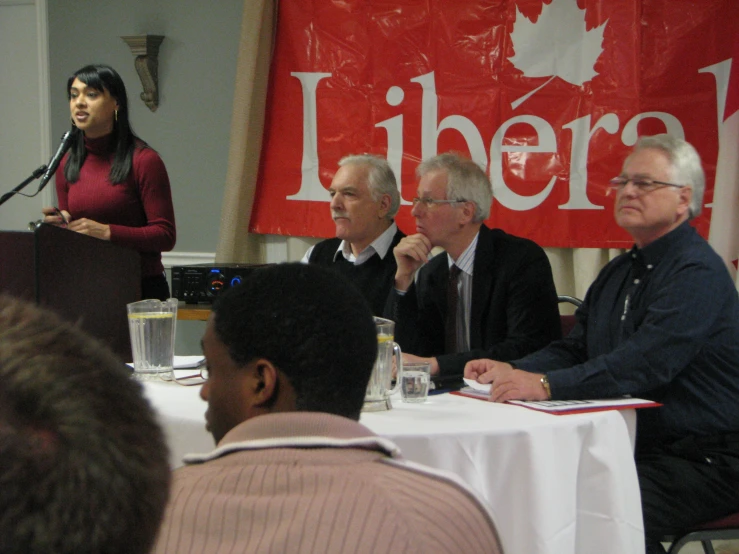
<box><xmin>153</xmin><ymin>412</ymin><xmax>502</xmax><ymax>553</ymax></box>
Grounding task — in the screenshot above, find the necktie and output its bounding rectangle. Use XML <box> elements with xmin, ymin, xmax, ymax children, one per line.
<box><xmin>445</xmin><ymin>264</ymin><xmax>461</xmax><ymax>354</ymax></box>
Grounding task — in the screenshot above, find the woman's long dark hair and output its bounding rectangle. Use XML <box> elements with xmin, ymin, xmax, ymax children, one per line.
<box><xmin>64</xmin><ymin>64</ymin><xmax>146</xmax><ymax>184</ymax></box>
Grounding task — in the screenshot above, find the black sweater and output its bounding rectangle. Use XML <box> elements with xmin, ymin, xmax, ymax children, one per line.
<box><xmin>308</xmin><ymin>229</ymin><xmax>405</xmax><ymax>316</ymax></box>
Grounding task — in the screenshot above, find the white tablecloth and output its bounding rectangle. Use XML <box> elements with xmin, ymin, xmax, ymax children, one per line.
<box><xmin>143</xmin><ymin>381</ymin><xmax>644</xmax><ymax>554</ymax></box>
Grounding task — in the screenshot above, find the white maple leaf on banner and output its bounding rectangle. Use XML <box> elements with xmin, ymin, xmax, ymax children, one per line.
<box><xmin>508</xmin><ymin>0</ymin><xmax>608</xmax><ymax>109</ymax></box>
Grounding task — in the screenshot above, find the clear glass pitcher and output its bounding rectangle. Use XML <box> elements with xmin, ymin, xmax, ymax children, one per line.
<box><xmin>363</xmin><ymin>316</ymin><xmax>402</xmax><ymax>412</ymax></box>
<box><xmin>126</xmin><ymin>298</ymin><xmax>178</xmax><ymax>381</ymax></box>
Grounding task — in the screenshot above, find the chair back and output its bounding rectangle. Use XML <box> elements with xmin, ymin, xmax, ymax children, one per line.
<box><xmin>663</xmin><ymin>511</ymin><xmax>739</xmax><ymax>553</ymax></box>
<box><xmin>557</xmin><ymin>295</ymin><xmax>583</xmax><ymax>338</ymax></box>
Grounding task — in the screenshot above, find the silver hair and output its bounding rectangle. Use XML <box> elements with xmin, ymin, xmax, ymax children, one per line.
<box><xmin>416</xmin><ymin>152</ymin><xmax>492</xmax><ymax>222</ymax></box>
<box><xmin>338</xmin><ymin>154</ymin><xmax>400</xmax><ymax>219</ymax></box>
<box><xmin>629</xmin><ymin>134</ymin><xmax>705</xmax><ymax>219</ymax></box>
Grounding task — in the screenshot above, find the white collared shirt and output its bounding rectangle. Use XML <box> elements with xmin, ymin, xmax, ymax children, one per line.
<box><xmin>447</xmin><ymin>232</ymin><xmax>479</xmax><ymax>353</ymax></box>
<box><xmin>301</xmin><ymin>222</ymin><xmax>398</xmax><ymax>265</ymax></box>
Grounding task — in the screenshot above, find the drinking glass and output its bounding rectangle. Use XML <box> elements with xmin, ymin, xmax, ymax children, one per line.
<box><xmin>400</xmin><ymin>361</ymin><xmax>431</xmax><ymax>403</ymax></box>
<box><xmin>127</xmin><ymin>298</ymin><xmax>178</xmax><ymax>381</ymax></box>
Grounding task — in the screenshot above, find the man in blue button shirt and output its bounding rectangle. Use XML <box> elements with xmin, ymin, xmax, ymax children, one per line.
<box><xmin>465</xmin><ymin>134</ymin><xmax>739</xmax><ymax>553</ymax></box>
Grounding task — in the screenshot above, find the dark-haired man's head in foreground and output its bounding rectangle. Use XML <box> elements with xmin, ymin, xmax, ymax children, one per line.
<box><xmin>202</xmin><ymin>262</ymin><xmax>378</xmax><ymax>443</ymax></box>
<box><xmin>157</xmin><ymin>263</ymin><xmax>503</xmax><ymax>554</ymax></box>
<box><xmin>0</xmin><ymin>295</ymin><xmax>170</xmax><ymax>554</ymax></box>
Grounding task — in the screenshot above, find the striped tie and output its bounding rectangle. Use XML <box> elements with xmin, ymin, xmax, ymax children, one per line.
<box><xmin>445</xmin><ymin>264</ymin><xmax>461</xmax><ymax>354</ymax></box>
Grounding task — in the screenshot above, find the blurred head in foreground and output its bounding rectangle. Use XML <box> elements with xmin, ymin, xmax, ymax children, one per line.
<box><xmin>0</xmin><ymin>295</ymin><xmax>170</xmax><ymax>554</ymax></box>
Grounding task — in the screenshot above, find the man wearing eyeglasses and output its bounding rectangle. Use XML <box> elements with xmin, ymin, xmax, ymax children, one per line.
<box><xmin>465</xmin><ymin>134</ymin><xmax>739</xmax><ymax>554</ymax></box>
<box><xmin>301</xmin><ymin>154</ymin><xmax>404</xmax><ymax>315</ymax></box>
<box><xmin>385</xmin><ymin>152</ymin><xmax>561</xmax><ymax>384</ymax></box>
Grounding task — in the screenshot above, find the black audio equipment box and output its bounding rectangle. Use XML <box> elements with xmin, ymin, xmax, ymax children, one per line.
<box><xmin>171</xmin><ymin>263</ymin><xmax>269</xmax><ymax>304</ymax></box>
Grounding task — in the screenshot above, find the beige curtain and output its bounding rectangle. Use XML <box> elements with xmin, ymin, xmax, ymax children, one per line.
<box><xmin>217</xmin><ymin>0</ymin><xmax>624</xmax><ymax>303</ymax></box>
<box><xmin>545</xmin><ymin>247</ymin><xmax>624</xmax><ymax>312</ymax></box>
<box><xmin>215</xmin><ymin>0</ymin><xmax>276</xmax><ymax>263</ymax></box>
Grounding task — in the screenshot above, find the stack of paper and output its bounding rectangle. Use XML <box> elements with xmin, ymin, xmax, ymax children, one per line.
<box><xmin>456</xmin><ymin>378</ymin><xmax>660</xmax><ymax>414</ymax></box>
<box><xmin>174</xmin><ymin>356</ymin><xmax>205</xmax><ymax>369</ymax></box>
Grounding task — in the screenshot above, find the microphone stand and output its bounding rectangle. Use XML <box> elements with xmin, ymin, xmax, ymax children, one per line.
<box><xmin>0</xmin><ymin>165</ymin><xmax>48</xmax><ymax>207</ymax></box>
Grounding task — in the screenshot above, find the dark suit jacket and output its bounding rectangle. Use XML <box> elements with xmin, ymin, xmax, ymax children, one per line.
<box><xmin>385</xmin><ymin>225</ymin><xmax>561</xmax><ymax>378</ymax></box>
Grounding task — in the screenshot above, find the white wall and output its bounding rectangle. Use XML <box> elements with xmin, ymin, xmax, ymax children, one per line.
<box><xmin>43</xmin><ymin>0</ymin><xmax>246</xmax><ymax>354</ymax></box>
<box><xmin>46</xmin><ymin>0</ymin><xmax>244</xmax><ymax>255</ymax></box>
<box><xmin>0</xmin><ymin>0</ymin><xmax>51</xmax><ymax>230</ymax></box>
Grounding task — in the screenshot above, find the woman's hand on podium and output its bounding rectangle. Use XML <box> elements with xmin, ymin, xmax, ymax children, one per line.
<box><xmin>67</xmin><ymin>217</ymin><xmax>111</xmax><ymax>240</ymax></box>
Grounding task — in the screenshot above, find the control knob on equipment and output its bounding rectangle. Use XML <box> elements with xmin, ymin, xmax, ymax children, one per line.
<box><xmin>206</xmin><ymin>271</ymin><xmax>226</xmax><ymax>297</ymax></box>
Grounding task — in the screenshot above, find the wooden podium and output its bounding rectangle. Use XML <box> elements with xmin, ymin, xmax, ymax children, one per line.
<box><xmin>0</xmin><ymin>224</ymin><xmax>141</xmax><ymax>361</ymax></box>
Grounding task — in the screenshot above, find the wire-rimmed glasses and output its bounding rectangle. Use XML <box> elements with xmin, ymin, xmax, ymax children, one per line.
<box><xmin>607</xmin><ymin>176</ymin><xmax>688</xmax><ymax>195</ymax></box>
<box><xmin>411</xmin><ymin>197</ymin><xmax>468</xmax><ymax>209</ymax></box>
<box><xmin>173</xmin><ymin>364</ymin><xmax>208</xmax><ymax>386</ymax></box>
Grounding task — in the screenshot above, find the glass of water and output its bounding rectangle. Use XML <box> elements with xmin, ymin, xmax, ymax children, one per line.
<box><xmin>126</xmin><ymin>298</ymin><xmax>178</xmax><ymax>381</ymax></box>
<box><xmin>400</xmin><ymin>361</ymin><xmax>431</xmax><ymax>403</ymax></box>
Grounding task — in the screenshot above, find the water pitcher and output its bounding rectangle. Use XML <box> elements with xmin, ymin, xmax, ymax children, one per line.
<box><xmin>363</xmin><ymin>316</ymin><xmax>402</xmax><ymax>412</ymax></box>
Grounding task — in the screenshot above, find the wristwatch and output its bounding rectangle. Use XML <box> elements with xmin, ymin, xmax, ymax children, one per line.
<box><xmin>540</xmin><ymin>375</ymin><xmax>552</xmax><ymax>399</ymax></box>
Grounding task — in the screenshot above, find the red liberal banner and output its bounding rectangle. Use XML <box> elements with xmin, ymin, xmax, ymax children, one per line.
<box><xmin>251</xmin><ymin>0</ymin><xmax>739</xmax><ymax>248</ymax></box>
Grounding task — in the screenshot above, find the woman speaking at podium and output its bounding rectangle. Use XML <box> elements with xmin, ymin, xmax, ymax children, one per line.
<box><xmin>42</xmin><ymin>64</ymin><xmax>176</xmax><ymax>300</ymax></box>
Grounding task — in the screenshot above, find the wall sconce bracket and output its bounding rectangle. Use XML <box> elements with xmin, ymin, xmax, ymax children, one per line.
<box><xmin>120</xmin><ymin>35</ymin><xmax>165</xmax><ymax>112</ymax></box>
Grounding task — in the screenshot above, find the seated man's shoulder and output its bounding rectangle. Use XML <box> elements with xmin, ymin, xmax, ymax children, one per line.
<box><xmin>160</xmin><ymin>448</ymin><xmax>502</xmax><ymax>553</ymax></box>
<box><xmin>169</xmin><ymin>455</ymin><xmax>235</xmax><ymax>487</ymax></box>
<box><xmin>377</xmin><ymin>457</ymin><xmax>490</xmax><ymax>509</ymax></box>
<box><xmin>487</xmin><ymin>227</ymin><xmax>545</xmax><ymax>254</ymax></box>
<box><xmin>482</xmin><ymin>228</ymin><xmax>551</xmax><ymax>273</ymax></box>
<box><xmin>675</xmin><ymin>237</ymin><xmax>739</xmax><ymax>296</ymax></box>
<box><xmin>689</xmin><ymin>234</ymin><xmax>733</xmax><ymax>270</ymax></box>
<box><xmin>169</xmin><ymin>448</ymin><xmax>490</xmax><ymax>524</ymax></box>
<box><xmin>373</xmin><ymin>458</ymin><xmax>502</xmax><ymax>550</ymax></box>
<box><xmin>308</xmin><ymin>237</ymin><xmax>343</xmax><ymax>264</ymax></box>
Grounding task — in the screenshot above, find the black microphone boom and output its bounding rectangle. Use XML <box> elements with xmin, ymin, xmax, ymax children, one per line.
<box><xmin>36</xmin><ymin>129</ymin><xmax>76</xmax><ymax>194</ymax></box>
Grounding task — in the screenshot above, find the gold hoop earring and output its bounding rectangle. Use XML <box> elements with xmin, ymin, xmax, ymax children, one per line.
<box><xmin>114</xmin><ymin>109</ymin><xmax>118</xmax><ymax>122</ymax></box>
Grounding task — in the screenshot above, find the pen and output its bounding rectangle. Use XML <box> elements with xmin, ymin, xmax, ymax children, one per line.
<box><xmin>53</xmin><ymin>207</ymin><xmax>68</xmax><ymax>227</ymax></box>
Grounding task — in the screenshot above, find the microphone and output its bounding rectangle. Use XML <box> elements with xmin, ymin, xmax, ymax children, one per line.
<box><xmin>37</xmin><ymin>129</ymin><xmax>76</xmax><ymax>193</ymax></box>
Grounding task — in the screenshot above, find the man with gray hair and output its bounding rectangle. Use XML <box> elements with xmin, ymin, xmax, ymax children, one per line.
<box><xmin>465</xmin><ymin>134</ymin><xmax>739</xmax><ymax>553</ymax></box>
<box><xmin>303</xmin><ymin>154</ymin><xmax>405</xmax><ymax>315</ymax></box>
<box><xmin>386</xmin><ymin>152</ymin><xmax>561</xmax><ymax>383</ymax></box>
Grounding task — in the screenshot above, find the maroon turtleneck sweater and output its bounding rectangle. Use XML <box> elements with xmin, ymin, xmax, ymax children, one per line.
<box><xmin>55</xmin><ymin>134</ymin><xmax>176</xmax><ymax>278</ymax></box>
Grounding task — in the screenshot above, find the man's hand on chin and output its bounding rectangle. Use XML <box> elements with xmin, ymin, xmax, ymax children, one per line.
<box><xmin>393</xmin><ymin>234</ymin><xmax>432</xmax><ymax>291</ymax></box>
